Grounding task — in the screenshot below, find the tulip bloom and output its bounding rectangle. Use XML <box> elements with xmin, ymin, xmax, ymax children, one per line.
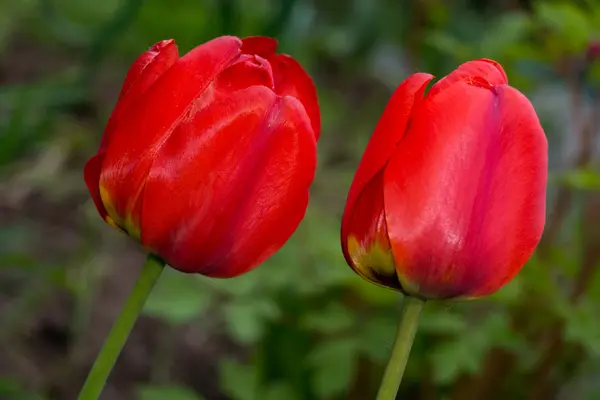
<box><xmin>84</xmin><ymin>36</ymin><xmax>320</xmax><ymax>277</ymax></box>
<box><xmin>341</xmin><ymin>59</ymin><xmax>547</xmax><ymax>300</ymax></box>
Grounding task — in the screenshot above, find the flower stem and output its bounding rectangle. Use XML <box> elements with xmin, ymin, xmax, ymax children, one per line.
<box><xmin>376</xmin><ymin>295</ymin><xmax>425</xmax><ymax>400</ymax></box>
<box><xmin>77</xmin><ymin>254</ymin><xmax>165</xmax><ymax>400</ymax></box>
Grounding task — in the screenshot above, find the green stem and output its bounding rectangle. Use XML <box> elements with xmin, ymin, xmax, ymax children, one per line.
<box><xmin>77</xmin><ymin>254</ymin><xmax>165</xmax><ymax>400</ymax></box>
<box><xmin>376</xmin><ymin>296</ymin><xmax>425</xmax><ymax>400</ymax></box>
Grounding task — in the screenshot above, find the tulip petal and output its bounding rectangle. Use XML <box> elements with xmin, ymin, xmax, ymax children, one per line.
<box><xmin>428</xmin><ymin>59</ymin><xmax>508</xmax><ymax>98</ymax></box>
<box><xmin>383</xmin><ymin>80</ymin><xmax>547</xmax><ymax>299</ymax></box>
<box><xmin>102</xmin><ymin>39</ymin><xmax>179</xmax><ymax>150</ymax></box>
<box><xmin>342</xmin><ymin>73</ymin><xmax>433</xmax><ymax>244</ymax></box>
<box><xmin>241</xmin><ymin>36</ymin><xmax>278</xmax><ymax>59</ymax></box>
<box><xmin>140</xmin><ymin>86</ymin><xmax>317</xmax><ymax>276</ymax></box>
<box><xmin>99</xmin><ymin>36</ymin><xmax>243</xmax><ymax>235</ymax></box>
<box><xmin>83</xmin><ymin>152</ymin><xmax>109</xmax><ymax>221</ymax></box>
<box><xmin>268</xmin><ymin>54</ymin><xmax>321</xmax><ymax>139</ymax></box>
<box><xmin>342</xmin><ymin>169</ymin><xmax>401</xmax><ymax>290</ymax></box>
<box><xmin>214</xmin><ymin>54</ymin><xmax>274</xmax><ymax>92</ymax></box>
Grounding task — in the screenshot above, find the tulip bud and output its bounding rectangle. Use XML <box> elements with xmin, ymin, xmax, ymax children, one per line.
<box><xmin>341</xmin><ymin>59</ymin><xmax>547</xmax><ymax>300</ymax></box>
<box><xmin>85</xmin><ymin>36</ymin><xmax>320</xmax><ymax>277</ymax></box>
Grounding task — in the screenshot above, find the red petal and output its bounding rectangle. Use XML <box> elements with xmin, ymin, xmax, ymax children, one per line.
<box><xmin>342</xmin><ymin>73</ymin><xmax>433</xmax><ymax>237</ymax></box>
<box><xmin>341</xmin><ymin>169</ymin><xmax>401</xmax><ymax>290</ymax></box>
<box><xmin>428</xmin><ymin>58</ymin><xmax>508</xmax><ymax>98</ymax></box>
<box><xmin>241</xmin><ymin>36</ymin><xmax>278</xmax><ymax>59</ymax></box>
<box><xmin>99</xmin><ymin>36</ymin><xmax>243</xmax><ymax>233</ymax></box>
<box><xmin>214</xmin><ymin>54</ymin><xmax>274</xmax><ymax>92</ymax></box>
<box><xmin>383</xmin><ymin>80</ymin><xmax>547</xmax><ymax>299</ymax></box>
<box><xmin>83</xmin><ymin>152</ymin><xmax>108</xmax><ymax>220</ymax></box>
<box><xmin>140</xmin><ymin>86</ymin><xmax>316</xmax><ymax>276</ymax></box>
<box><xmin>268</xmin><ymin>54</ymin><xmax>321</xmax><ymax>139</ymax></box>
<box><xmin>101</xmin><ymin>39</ymin><xmax>179</xmax><ymax>150</ymax></box>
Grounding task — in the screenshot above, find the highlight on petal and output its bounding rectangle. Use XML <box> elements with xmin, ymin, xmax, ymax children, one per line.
<box><xmin>342</xmin><ymin>73</ymin><xmax>433</xmax><ymax>231</ymax></box>
<box><xmin>98</xmin><ymin>36</ymin><xmax>243</xmax><ymax>234</ymax></box>
<box><xmin>268</xmin><ymin>54</ymin><xmax>321</xmax><ymax>139</ymax></box>
<box><xmin>241</xmin><ymin>36</ymin><xmax>278</xmax><ymax>59</ymax></box>
<box><xmin>139</xmin><ymin>86</ymin><xmax>317</xmax><ymax>276</ymax></box>
<box><xmin>383</xmin><ymin>79</ymin><xmax>546</xmax><ymax>299</ymax></box>
<box><xmin>342</xmin><ymin>170</ymin><xmax>401</xmax><ymax>291</ymax></box>
<box><xmin>427</xmin><ymin>58</ymin><xmax>508</xmax><ymax>98</ymax></box>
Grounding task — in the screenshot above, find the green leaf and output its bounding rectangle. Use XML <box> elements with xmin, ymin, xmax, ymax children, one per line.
<box><xmin>220</xmin><ymin>359</ymin><xmax>260</xmax><ymax>400</ymax></box>
<box><xmin>224</xmin><ymin>298</ymin><xmax>280</xmax><ymax>344</ymax></box>
<box><xmin>430</xmin><ymin>338</ymin><xmax>480</xmax><ymax>384</ymax></box>
<box><xmin>430</xmin><ymin>313</ymin><xmax>524</xmax><ymax>384</ymax></box>
<box><xmin>489</xmin><ymin>275</ymin><xmax>524</xmax><ymax>304</ymax></box>
<box><xmin>138</xmin><ymin>385</ymin><xmax>204</xmax><ymax>400</ymax></box>
<box><xmin>0</xmin><ymin>378</ymin><xmax>45</xmax><ymax>400</ymax></box>
<box><xmin>263</xmin><ymin>383</ymin><xmax>300</xmax><ymax>400</ymax></box>
<box><xmin>478</xmin><ymin>12</ymin><xmax>531</xmax><ymax>58</ymax></box>
<box><xmin>535</xmin><ymin>2</ymin><xmax>592</xmax><ymax>53</ymax></box>
<box><xmin>143</xmin><ymin>270</ymin><xmax>211</xmax><ymax>325</ymax></box>
<box><xmin>419</xmin><ymin>310</ymin><xmax>468</xmax><ymax>335</ymax></box>
<box><xmin>308</xmin><ymin>338</ymin><xmax>360</xmax><ymax>398</ymax></box>
<box><xmin>358</xmin><ymin>315</ymin><xmax>397</xmax><ymax>362</ymax></box>
<box><xmin>300</xmin><ymin>302</ymin><xmax>355</xmax><ymax>334</ymax></box>
<box><xmin>561</xmin><ymin>169</ymin><xmax>600</xmax><ymax>190</ymax></box>
<box><xmin>425</xmin><ymin>31</ymin><xmax>471</xmax><ymax>59</ymax></box>
<box><xmin>559</xmin><ymin>299</ymin><xmax>600</xmax><ymax>355</ymax></box>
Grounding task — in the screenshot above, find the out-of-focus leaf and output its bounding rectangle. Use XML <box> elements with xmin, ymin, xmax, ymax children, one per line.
<box><xmin>535</xmin><ymin>2</ymin><xmax>592</xmax><ymax>53</ymax></box>
<box><xmin>430</xmin><ymin>313</ymin><xmax>526</xmax><ymax>384</ymax></box>
<box><xmin>425</xmin><ymin>31</ymin><xmax>471</xmax><ymax>59</ymax></box>
<box><xmin>220</xmin><ymin>359</ymin><xmax>260</xmax><ymax>400</ymax></box>
<box><xmin>263</xmin><ymin>382</ymin><xmax>300</xmax><ymax>400</ymax></box>
<box><xmin>358</xmin><ymin>314</ymin><xmax>397</xmax><ymax>362</ymax></box>
<box><xmin>559</xmin><ymin>299</ymin><xmax>600</xmax><ymax>356</ymax></box>
<box><xmin>144</xmin><ymin>271</ymin><xmax>211</xmax><ymax>325</ymax></box>
<box><xmin>308</xmin><ymin>337</ymin><xmax>360</xmax><ymax>398</ymax></box>
<box><xmin>300</xmin><ymin>301</ymin><xmax>354</xmax><ymax>334</ymax></box>
<box><xmin>419</xmin><ymin>310</ymin><xmax>468</xmax><ymax>335</ymax></box>
<box><xmin>138</xmin><ymin>385</ymin><xmax>204</xmax><ymax>400</ymax></box>
<box><xmin>0</xmin><ymin>378</ymin><xmax>45</xmax><ymax>400</ymax></box>
<box><xmin>478</xmin><ymin>12</ymin><xmax>531</xmax><ymax>59</ymax></box>
<box><xmin>224</xmin><ymin>298</ymin><xmax>280</xmax><ymax>344</ymax></box>
<box><xmin>561</xmin><ymin>169</ymin><xmax>600</xmax><ymax>190</ymax></box>
<box><xmin>430</xmin><ymin>337</ymin><xmax>480</xmax><ymax>384</ymax></box>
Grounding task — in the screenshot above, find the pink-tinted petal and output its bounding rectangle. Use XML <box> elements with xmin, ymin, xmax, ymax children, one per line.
<box><xmin>383</xmin><ymin>80</ymin><xmax>547</xmax><ymax>299</ymax></box>
<box><xmin>101</xmin><ymin>39</ymin><xmax>179</xmax><ymax>150</ymax></box>
<box><xmin>241</xmin><ymin>36</ymin><xmax>278</xmax><ymax>59</ymax></box>
<box><xmin>99</xmin><ymin>36</ymin><xmax>243</xmax><ymax>234</ymax></box>
<box><xmin>342</xmin><ymin>73</ymin><xmax>433</xmax><ymax>236</ymax></box>
<box><xmin>140</xmin><ymin>86</ymin><xmax>316</xmax><ymax>276</ymax></box>
<box><xmin>341</xmin><ymin>169</ymin><xmax>401</xmax><ymax>290</ymax></box>
<box><xmin>268</xmin><ymin>54</ymin><xmax>321</xmax><ymax>139</ymax></box>
<box><xmin>428</xmin><ymin>58</ymin><xmax>508</xmax><ymax>98</ymax></box>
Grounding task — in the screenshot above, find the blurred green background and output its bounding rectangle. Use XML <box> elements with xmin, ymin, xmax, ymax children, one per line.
<box><xmin>1</xmin><ymin>0</ymin><xmax>600</xmax><ymax>399</ymax></box>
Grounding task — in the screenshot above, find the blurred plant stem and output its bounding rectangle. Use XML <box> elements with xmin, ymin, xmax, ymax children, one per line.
<box><xmin>77</xmin><ymin>254</ymin><xmax>165</xmax><ymax>400</ymax></box>
<box><xmin>376</xmin><ymin>296</ymin><xmax>425</xmax><ymax>400</ymax></box>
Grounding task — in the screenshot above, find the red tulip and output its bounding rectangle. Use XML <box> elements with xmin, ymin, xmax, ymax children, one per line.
<box><xmin>84</xmin><ymin>36</ymin><xmax>320</xmax><ymax>277</ymax></box>
<box><xmin>341</xmin><ymin>59</ymin><xmax>547</xmax><ymax>300</ymax></box>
